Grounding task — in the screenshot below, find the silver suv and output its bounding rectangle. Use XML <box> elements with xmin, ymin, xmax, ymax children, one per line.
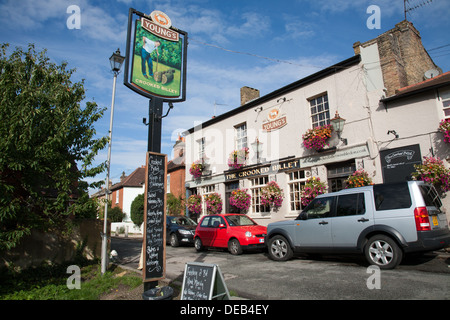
<box><xmin>266</xmin><ymin>181</ymin><xmax>450</xmax><ymax>269</ymax></box>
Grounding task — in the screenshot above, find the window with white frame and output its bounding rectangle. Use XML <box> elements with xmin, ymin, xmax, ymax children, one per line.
<box><xmin>235</xmin><ymin>123</ymin><xmax>247</xmax><ymax>150</ymax></box>
<box><xmin>309</xmin><ymin>93</ymin><xmax>330</xmax><ymax>128</ymax></box>
<box><xmin>197</xmin><ymin>137</ymin><xmax>205</xmax><ymax>160</ymax></box>
<box><xmin>287</xmin><ymin>170</ymin><xmax>308</xmax><ymax>212</ymax></box>
<box><xmin>441</xmin><ymin>90</ymin><xmax>450</xmax><ymax>119</ymax></box>
<box><xmin>200</xmin><ymin>184</ymin><xmax>216</xmax><ymax>216</ymax></box>
<box><xmin>250</xmin><ymin>176</ymin><xmax>269</xmax><ymax>214</ymax></box>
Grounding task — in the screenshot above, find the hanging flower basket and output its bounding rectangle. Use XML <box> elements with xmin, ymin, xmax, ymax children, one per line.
<box><xmin>300</xmin><ymin>177</ymin><xmax>327</xmax><ymax>207</ymax></box>
<box><xmin>302</xmin><ymin>124</ymin><xmax>332</xmax><ymax>151</ymax></box>
<box><xmin>186</xmin><ymin>194</ymin><xmax>202</xmax><ymax>215</ymax></box>
<box><xmin>345</xmin><ymin>170</ymin><xmax>374</xmax><ymax>188</ymax></box>
<box><xmin>189</xmin><ymin>160</ymin><xmax>204</xmax><ymax>179</ymax></box>
<box><xmin>229</xmin><ymin>188</ymin><xmax>251</xmax><ymax>212</ymax></box>
<box><xmin>228</xmin><ymin>147</ymin><xmax>249</xmax><ymax>170</ymax></box>
<box><xmin>438</xmin><ymin>119</ymin><xmax>450</xmax><ymax>143</ymax></box>
<box><xmin>261</xmin><ymin>181</ymin><xmax>284</xmax><ymax>207</ymax></box>
<box><xmin>412</xmin><ymin>156</ymin><xmax>450</xmax><ymax>192</ymax></box>
<box><xmin>204</xmin><ymin>193</ymin><xmax>223</xmax><ymax>214</ymax></box>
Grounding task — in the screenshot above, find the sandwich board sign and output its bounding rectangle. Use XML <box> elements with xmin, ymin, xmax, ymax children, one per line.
<box><xmin>181</xmin><ymin>263</ymin><xmax>230</xmax><ymax>300</ymax></box>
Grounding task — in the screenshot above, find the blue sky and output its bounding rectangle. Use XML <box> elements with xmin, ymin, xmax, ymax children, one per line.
<box><xmin>1</xmin><ymin>0</ymin><xmax>449</xmax><ymax>193</ymax></box>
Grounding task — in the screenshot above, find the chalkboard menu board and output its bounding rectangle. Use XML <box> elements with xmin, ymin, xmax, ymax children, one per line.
<box><xmin>143</xmin><ymin>152</ymin><xmax>167</xmax><ymax>282</ymax></box>
<box><xmin>380</xmin><ymin>144</ymin><xmax>422</xmax><ymax>184</ymax></box>
<box><xmin>181</xmin><ymin>263</ymin><xmax>230</xmax><ymax>300</ymax></box>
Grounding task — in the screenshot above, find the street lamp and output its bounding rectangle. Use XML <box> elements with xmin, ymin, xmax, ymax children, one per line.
<box><xmin>101</xmin><ymin>48</ymin><xmax>125</xmax><ymax>275</ymax></box>
<box><xmin>330</xmin><ymin>111</ymin><xmax>347</xmax><ymax>145</ymax></box>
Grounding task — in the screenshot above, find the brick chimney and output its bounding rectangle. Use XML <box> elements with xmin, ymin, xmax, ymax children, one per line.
<box><xmin>240</xmin><ymin>86</ymin><xmax>260</xmax><ymax>106</ymax></box>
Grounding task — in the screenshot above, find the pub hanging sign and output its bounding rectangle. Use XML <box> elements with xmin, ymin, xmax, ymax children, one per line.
<box><xmin>123</xmin><ymin>8</ymin><xmax>188</xmax><ymax>102</ymax></box>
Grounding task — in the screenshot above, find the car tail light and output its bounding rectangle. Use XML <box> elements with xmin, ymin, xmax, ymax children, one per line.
<box><xmin>414</xmin><ymin>207</ymin><xmax>431</xmax><ymax>231</ymax></box>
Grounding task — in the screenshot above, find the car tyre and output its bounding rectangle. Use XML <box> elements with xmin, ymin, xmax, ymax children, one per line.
<box><xmin>228</xmin><ymin>238</ymin><xmax>243</xmax><ymax>255</ymax></box>
<box><xmin>365</xmin><ymin>235</ymin><xmax>403</xmax><ymax>269</ymax></box>
<box><xmin>268</xmin><ymin>235</ymin><xmax>293</xmax><ymax>261</ymax></box>
<box><xmin>170</xmin><ymin>233</ymin><xmax>179</xmax><ymax>247</ymax></box>
<box><xmin>194</xmin><ymin>237</ymin><xmax>204</xmax><ymax>252</ymax></box>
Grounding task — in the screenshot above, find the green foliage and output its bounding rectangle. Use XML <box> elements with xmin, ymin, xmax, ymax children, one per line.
<box><xmin>167</xmin><ymin>193</ymin><xmax>185</xmax><ymax>215</ymax></box>
<box><xmin>0</xmin><ymin>261</ymin><xmax>142</xmax><ymax>300</ymax></box>
<box><xmin>130</xmin><ymin>193</ymin><xmax>145</xmax><ymax>226</ymax></box>
<box><xmin>0</xmin><ymin>44</ymin><xmax>108</xmax><ymax>250</ymax></box>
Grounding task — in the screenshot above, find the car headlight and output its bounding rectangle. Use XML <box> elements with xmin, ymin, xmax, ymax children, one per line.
<box><xmin>178</xmin><ymin>229</ymin><xmax>191</xmax><ymax>235</ymax></box>
<box><xmin>245</xmin><ymin>231</ymin><xmax>252</xmax><ymax>238</ymax></box>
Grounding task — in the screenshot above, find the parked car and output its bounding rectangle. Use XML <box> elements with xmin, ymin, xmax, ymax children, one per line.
<box><xmin>194</xmin><ymin>214</ymin><xmax>267</xmax><ymax>255</ymax></box>
<box><xmin>166</xmin><ymin>215</ymin><xmax>197</xmax><ymax>247</ymax></box>
<box><xmin>266</xmin><ymin>181</ymin><xmax>450</xmax><ymax>269</ymax></box>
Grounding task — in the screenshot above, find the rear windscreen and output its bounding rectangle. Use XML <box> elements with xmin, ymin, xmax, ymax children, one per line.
<box><xmin>374</xmin><ymin>182</ymin><xmax>411</xmax><ymax>211</ymax></box>
<box><xmin>419</xmin><ymin>185</ymin><xmax>442</xmax><ymax>209</ymax></box>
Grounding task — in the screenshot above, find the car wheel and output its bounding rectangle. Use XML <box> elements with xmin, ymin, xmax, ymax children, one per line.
<box><xmin>170</xmin><ymin>233</ymin><xmax>179</xmax><ymax>247</ymax></box>
<box><xmin>365</xmin><ymin>235</ymin><xmax>403</xmax><ymax>270</ymax></box>
<box><xmin>268</xmin><ymin>235</ymin><xmax>293</xmax><ymax>261</ymax></box>
<box><xmin>228</xmin><ymin>238</ymin><xmax>243</xmax><ymax>255</ymax></box>
<box><xmin>194</xmin><ymin>237</ymin><xmax>204</xmax><ymax>252</ymax></box>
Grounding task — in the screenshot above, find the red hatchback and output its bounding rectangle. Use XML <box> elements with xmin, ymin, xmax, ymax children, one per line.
<box><xmin>194</xmin><ymin>214</ymin><xmax>267</xmax><ymax>255</ymax></box>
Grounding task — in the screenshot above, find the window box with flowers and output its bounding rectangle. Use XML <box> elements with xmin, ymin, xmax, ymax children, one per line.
<box><xmin>300</xmin><ymin>177</ymin><xmax>327</xmax><ymax>207</ymax></box>
<box><xmin>345</xmin><ymin>170</ymin><xmax>374</xmax><ymax>188</ymax></box>
<box><xmin>204</xmin><ymin>193</ymin><xmax>223</xmax><ymax>214</ymax></box>
<box><xmin>228</xmin><ymin>147</ymin><xmax>249</xmax><ymax>170</ymax></box>
<box><xmin>187</xmin><ymin>194</ymin><xmax>202</xmax><ymax>217</ymax></box>
<box><xmin>412</xmin><ymin>156</ymin><xmax>450</xmax><ymax>193</ymax></box>
<box><xmin>302</xmin><ymin>124</ymin><xmax>333</xmax><ymax>151</ymax></box>
<box><xmin>438</xmin><ymin>119</ymin><xmax>450</xmax><ymax>143</ymax></box>
<box><xmin>189</xmin><ymin>160</ymin><xmax>204</xmax><ymax>179</ymax></box>
<box><xmin>229</xmin><ymin>188</ymin><xmax>251</xmax><ymax>212</ymax></box>
<box><xmin>261</xmin><ymin>181</ymin><xmax>284</xmax><ymax>208</ymax></box>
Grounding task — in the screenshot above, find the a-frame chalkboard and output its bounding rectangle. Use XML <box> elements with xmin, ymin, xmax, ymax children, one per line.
<box><xmin>143</xmin><ymin>152</ymin><xmax>167</xmax><ymax>282</ymax></box>
<box><xmin>180</xmin><ymin>263</ymin><xmax>230</xmax><ymax>300</ymax></box>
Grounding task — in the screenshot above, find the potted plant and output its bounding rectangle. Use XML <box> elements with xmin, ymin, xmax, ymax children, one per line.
<box><xmin>189</xmin><ymin>160</ymin><xmax>204</xmax><ymax>179</ymax></box>
<box><xmin>300</xmin><ymin>177</ymin><xmax>327</xmax><ymax>207</ymax></box>
<box><xmin>186</xmin><ymin>194</ymin><xmax>202</xmax><ymax>215</ymax></box>
<box><xmin>229</xmin><ymin>188</ymin><xmax>251</xmax><ymax>212</ymax></box>
<box><xmin>261</xmin><ymin>181</ymin><xmax>284</xmax><ymax>207</ymax></box>
<box><xmin>228</xmin><ymin>147</ymin><xmax>249</xmax><ymax>170</ymax></box>
<box><xmin>438</xmin><ymin>119</ymin><xmax>450</xmax><ymax>143</ymax></box>
<box><xmin>345</xmin><ymin>170</ymin><xmax>374</xmax><ymax>188</ymax></box>
<box><xmin>204</xmin><ymin>193</ymin><xmax>223</xmax><ymax>214</ymax></box>
<box><xmin>302</xmin><ymin>124</ymin><xmax>333</xmax><ymax>151</ymax></box>
<box><xmin>412</xmin><ymin>156</ymin><xmax>450</xmax><ymax>192</ymax></box>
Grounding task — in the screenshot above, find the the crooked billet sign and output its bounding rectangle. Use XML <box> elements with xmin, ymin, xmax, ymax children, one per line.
<box><xmin>124</xmin><ymin>8</ymin><xmax>188</xmax><ymax>102</ymax></box>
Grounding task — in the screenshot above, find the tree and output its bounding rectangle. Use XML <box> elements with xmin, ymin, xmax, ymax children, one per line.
<box><xmin>130</xmin><ymin>193</ymin><xmax>145</xmax><ymax>227</ymax></box>
<box><xmin>167</xmin><ymin>193</ymin><xmax>185</xmax><ymax>215</ymax></box>
<box><xmin>0</xmin><ymin>44</ymin><xmax>108</xmax><ymax>250</ymax></box>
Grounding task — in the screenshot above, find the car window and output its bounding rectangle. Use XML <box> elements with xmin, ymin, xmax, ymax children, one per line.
<box><xmin>419</xmin><ymin>185</ymin><xmax>442</xmax><ymax>209</ymax></box>
<box><xmin>175</xmin><ymin>217</ymin><xmax>197</xmax><ymax>226</ymax></box>
<box><xmin>336</xmin><ymin>193</ymin><xmax>365</xmax><ymax>216</ymax></box>
<box><xmin>302</xmin><ymin>196</ymin><xmax>334</xmax><ymax>219</ymax></box>
<box><xmin>374</xmin><ymin>183</ymin><xmax>411</xmax><ymax>211</ymax></box>
<box><xmin>225</xmin><ymin>215</ymin><xmax>257</xmax><ymax>226</ymax></box>
<box><xmin>200</xmin><ymin>216</ymin><xmax>210</xmax><ymax>227</ymax></box>
<box><xmin>209</xmin><ymin>216</ymin><xmax>225</xmax><ymax>228</ymax></box>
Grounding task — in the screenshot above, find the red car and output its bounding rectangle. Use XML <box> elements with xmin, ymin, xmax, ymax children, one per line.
<box><xmin>194</xmin><ymin>214</ymin><xmax>267</xmax><ymax>255</ymax></box>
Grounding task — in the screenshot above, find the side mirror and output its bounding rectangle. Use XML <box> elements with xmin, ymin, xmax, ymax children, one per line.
<box><xmin>218</xmin><ymin>223</ymin><xmax>226</xmax><ymax>229</ymax></box>
<box><xmin>299</xmin><ymin>212</ymin><xmax>308</xmax><ymax>220</ymax></box>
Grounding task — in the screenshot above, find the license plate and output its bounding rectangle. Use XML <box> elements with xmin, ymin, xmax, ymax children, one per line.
<box><xmin>432</xmin><ymin>215</ymin><xmax>439</xmax><ymax>226</ymax></box>
<box><xmin>259</xmin><ymin>238</ymin><xmax>264</xmax><ymax>243</ymax></box>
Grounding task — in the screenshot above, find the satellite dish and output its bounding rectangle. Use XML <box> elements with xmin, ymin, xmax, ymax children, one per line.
<box><xmin>424</xmin><ymin>69</ymin><xmax>440</xmax><ymax>79</ymax></box>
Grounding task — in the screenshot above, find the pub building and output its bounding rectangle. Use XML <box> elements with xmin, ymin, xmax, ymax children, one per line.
<box><xmin>183</xmin><ymin>21</ymin><xmax>450</xmax><ymax>225</ymax></box>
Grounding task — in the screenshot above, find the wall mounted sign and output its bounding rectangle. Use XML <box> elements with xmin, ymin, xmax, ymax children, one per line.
<box><xmin>225</xmin><ymin>158</ymin><xmax>300</xmax><ymax>181</ymax></box>
<box><xmin>143</xmin><ymin>152</ymin><xmax>167</xmax><ymax>282</ymax></box>
<box><xmin>380</xmin><ymin>144</ymin><xmax>422</xmax><ymax>183</ymax></box>
<box><xmin>124</xmin><ymin>8</ymin><xmax>188</xmax><ymax>102</ymax></box>
<box><xmin>262</xmin><ymin>107</ymin><xmax>287</xmax><ymax>132</ymax></box>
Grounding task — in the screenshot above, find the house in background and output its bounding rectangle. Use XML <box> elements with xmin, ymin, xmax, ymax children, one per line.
<box><xmin>167</xmin><ymin>135</ymin><xmax>186</xmax><ymax>200</ymax></box>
